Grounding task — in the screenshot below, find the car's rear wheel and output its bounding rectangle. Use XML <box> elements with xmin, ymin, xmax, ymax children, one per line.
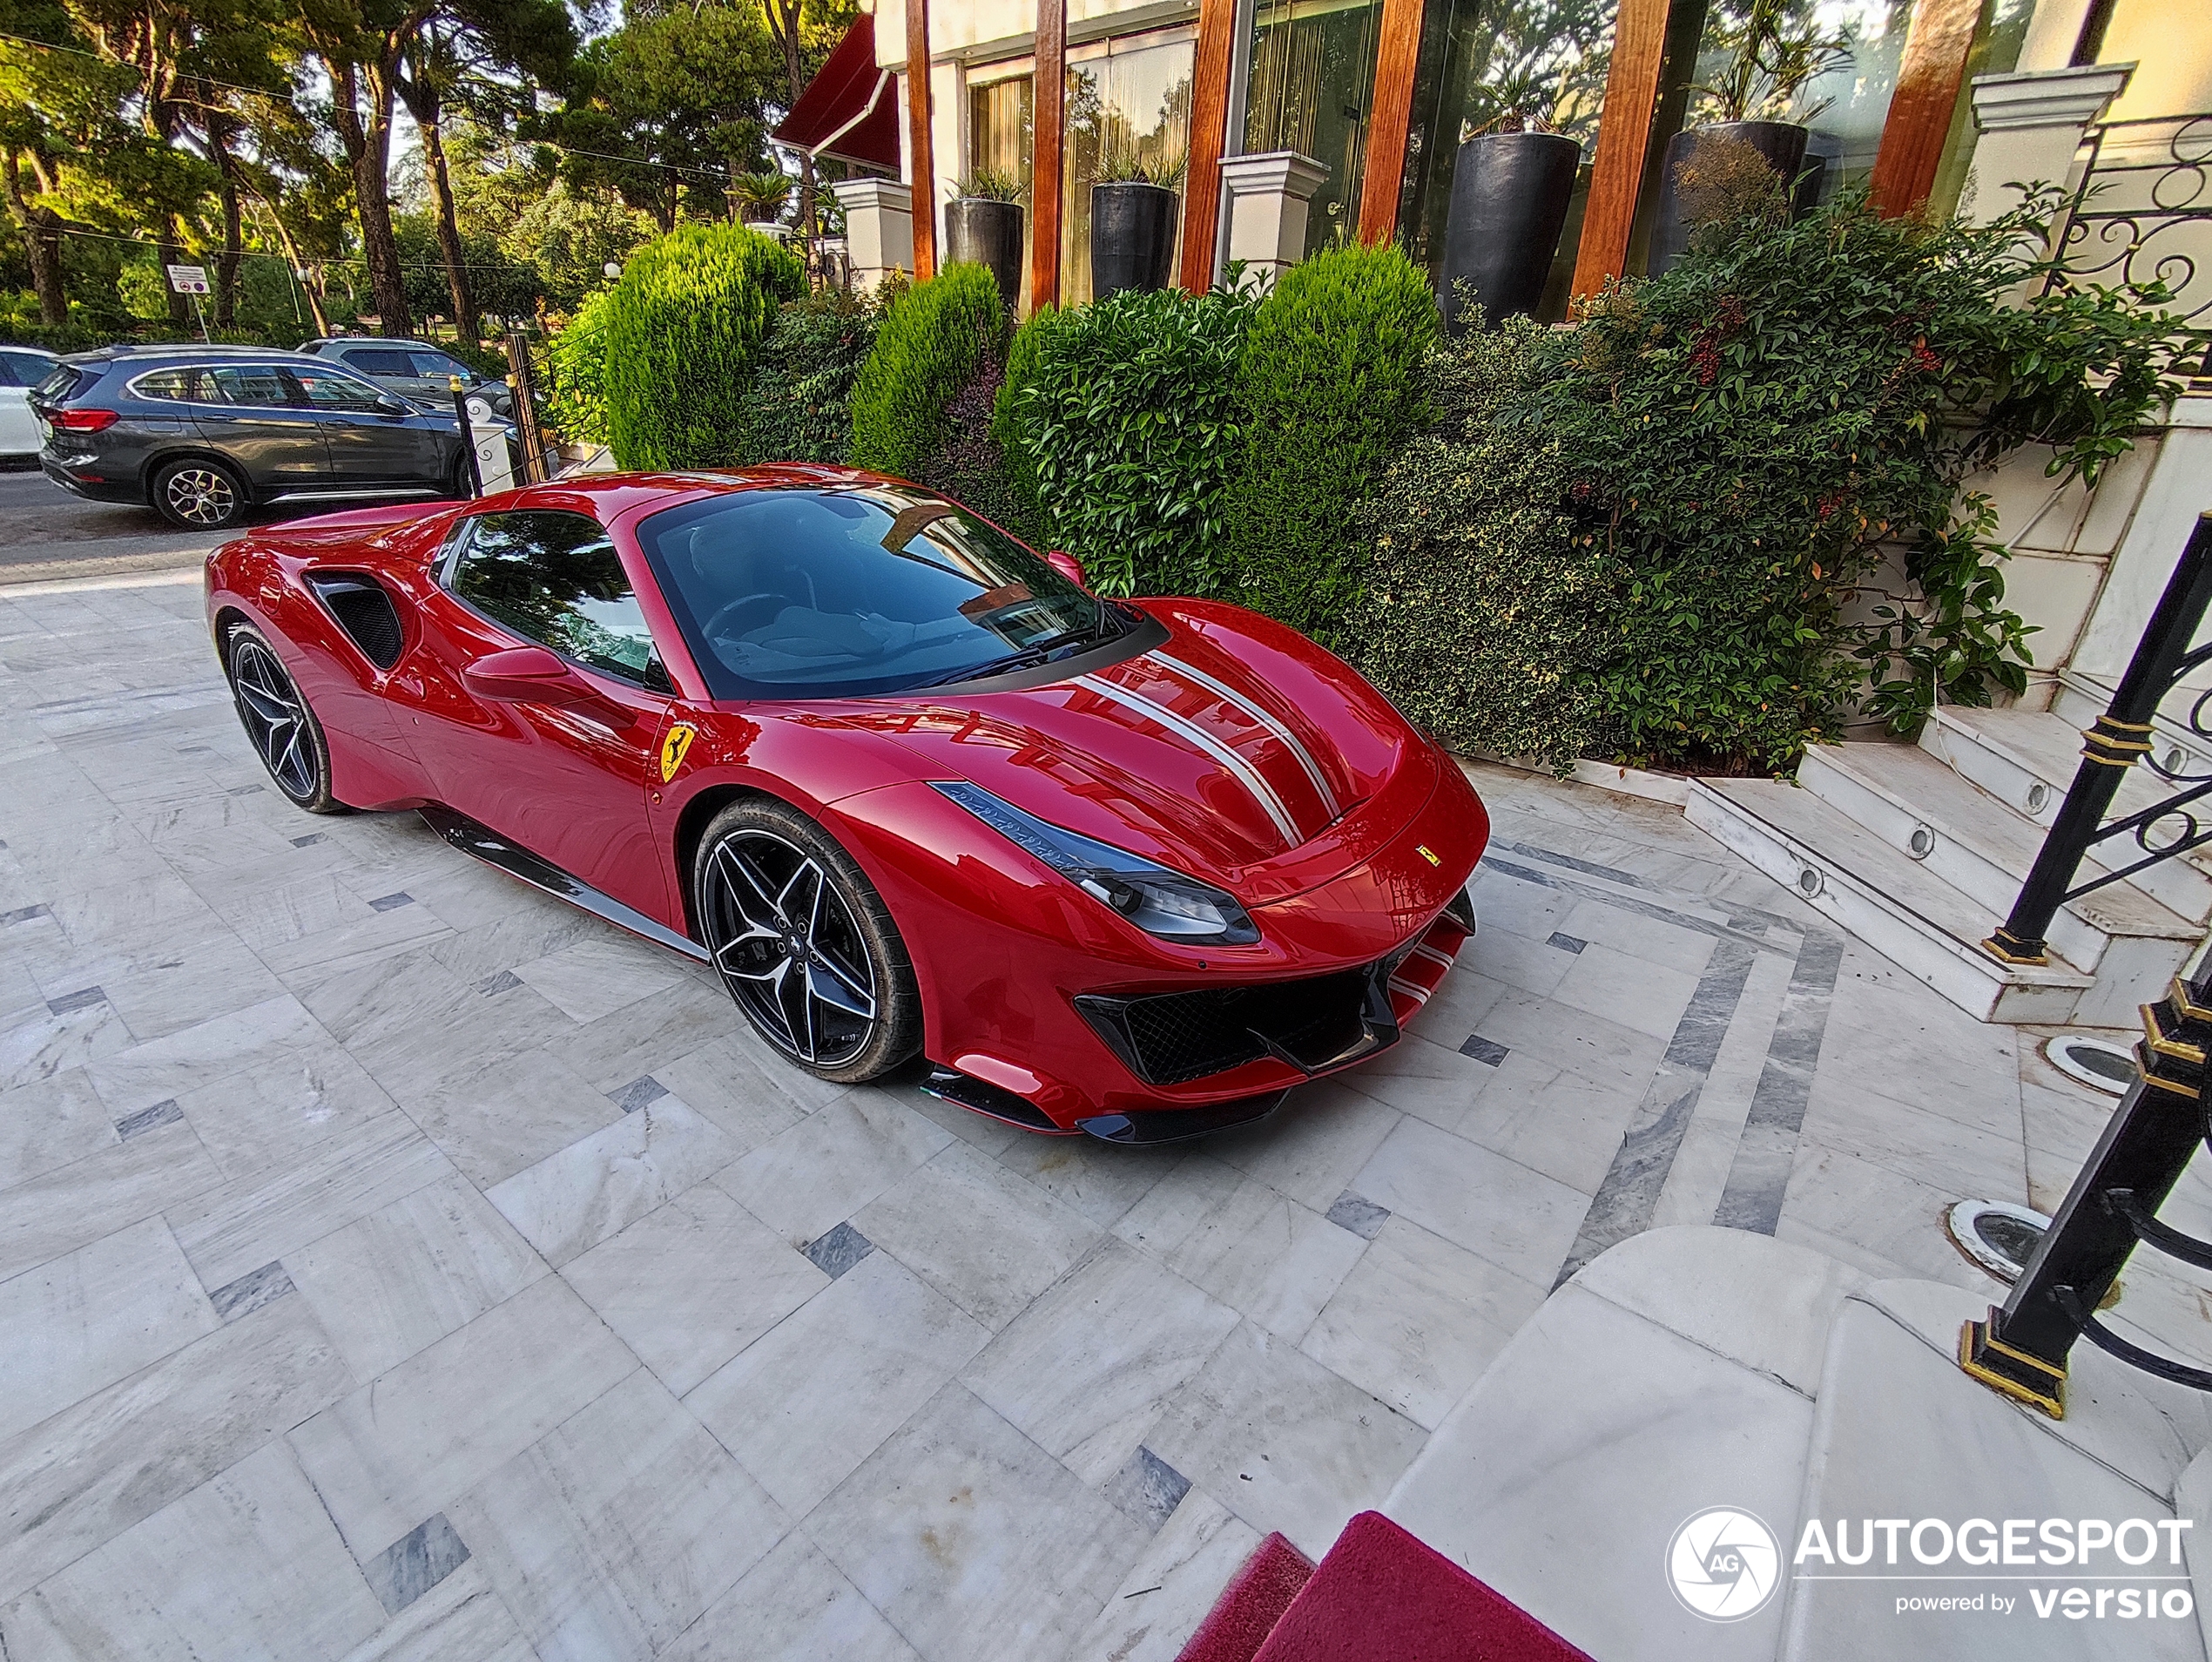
<box><xmin>694</xmin><ymin>797</ymin><xmax>921</xmax><ymax>1083</ymax></box>
<box><xmin>225</xmin><ymin>623</ymin><xmax>348</xmax><ymax>814</ymax></box>
<box><xmin>152</xmin><ymin>457</ymin><xmax>246</xmax><ymax>530</ymax></box>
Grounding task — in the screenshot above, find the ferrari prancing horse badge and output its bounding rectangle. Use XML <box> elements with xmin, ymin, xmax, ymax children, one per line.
<box><xmin>659</xmin><ymin>723</ymin><xmax>697</xmax><ymax>784</ymax></box>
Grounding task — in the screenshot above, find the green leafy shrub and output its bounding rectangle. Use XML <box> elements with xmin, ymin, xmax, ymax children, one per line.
<box><xmin>1009</xmin><ymin>285</ymin><xmax>1255</xmax><ymax>595</ymax></box>
<box><xmin>1226</xmin><ymin>244</ymin><xmax>1439</xmax><ymax>637</ymax></box>
<box><xmin>544</xmin><ymin>288</ymin><xmax>615</xmax><ymax>449</ymax></box>
<box><xmin>1343</xmin><ymin>316</ymin><xmax>1608</xmax><ymax>773</ymax></box>
<box><xmin>601</xmin><ymin>223</ymin><xmax>805</xmax><ymax>469</ymax></box>
<box><xmin>738</xmin><ymin>287</ymin><xmax>880</xmax><ymax>465</ymax></box>
<box><xmin>849</xmin><ymin>262</ymin><xmax>1007</xmax><ymax>480</ymax></box>
<box><xmin>990</xmin><ymin>304</ymin><xmax>1073</xmax><ymax>541</ymax></box>
<box><xmin>919</xmin><ymin>348</ymin><xmax>1032</xmax><ymax>537</ymax></box>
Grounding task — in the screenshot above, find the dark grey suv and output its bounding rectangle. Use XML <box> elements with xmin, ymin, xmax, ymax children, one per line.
<box><xmin>32</xmin><ymin>346</ymin><xmax>483</xmax><ymax>530</ymax></box>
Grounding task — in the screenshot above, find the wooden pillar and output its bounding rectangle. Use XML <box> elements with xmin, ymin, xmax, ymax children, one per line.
<box><xmin>1355</xmin><ymin>0</ymin><xmax>1425</xmax><ymax>247</ymax></box>
<box><xmin>1030</xmin><ymin>0</ymin><xmax>1067</xmax><ymax>309</ymax></box>
<box><xmin>1869</xmin><ymin>0</ymin><xmax>1986</xmax><ymax>218</ymax></box>
<box><xmin>1569</xmin><ymin>0</ymin><xmax>1671</xmax><ymax>295</ymax></box>
<box><xmin>907</xmin><ymin>0</ymin><xmax>936</xmax><ymax>280</ymax></box>
<box><xmin>1177</xmin><ymin>0</ymin><xmax>1242</xmax><ymax>290</ymax></box>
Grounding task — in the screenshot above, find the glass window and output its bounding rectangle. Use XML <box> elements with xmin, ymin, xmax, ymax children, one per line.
<box><xmin>1244</xmin><ymin>0</ymin><xmax>1384</xmax><ymax>257</ymax></box>
<box><xmin>0</xmin><ymin>350</ymin><xmax>54</xmax><ymax>387</ymax></box>
<box><xmin>203</xmin><ymin>365</ymin><xmax>298</xmax><ymax>408</ymax></box>
<box><xmin>341</xmin><ymin>348</ymin><xmax>421</xmax><ymax>377</ymax></box>
<box><xmin>409</xmin><ymin>350</ymin><xmax>475</xmax><ymax>382</ymax></box>
<box><xmin>637</xmin><ymin>484</ymin><xmax>1119</xmax><ymax>699</ymax></box>
<box><xmin>294</xmin><ymin>369</ymin><xmax>390</xmax><ymax>410</ymax></box>
<box><xmin>449</xmin><ymin>510</ymin><xmax>671</xmax><ymax>690</ymax></box>
<box><xmin>131</xmin><ymin>369</ymin><xmax>195</xmax><ymax>402</ymax></box>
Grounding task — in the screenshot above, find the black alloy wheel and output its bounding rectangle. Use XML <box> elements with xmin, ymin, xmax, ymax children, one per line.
<box><xmin>225</xmin><ymin>623</ymin><xmax>347</xmax><ymax>814</ymax></box>
<box><xmin>694</xmin><ymin>797</ymin><xmax>921</xmax><ymax>1083</ymax></box>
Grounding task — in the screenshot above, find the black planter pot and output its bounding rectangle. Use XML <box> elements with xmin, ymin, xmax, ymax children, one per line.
<box><xmin>1648</xmin><ymin>120</ymin><xmax>1811</xmax><ymax>275</ymax></box>
<box><xmin>1439</xmin><ymin>131</ymin><xmax>1581</xmax><ymax>334</ymax></box>
<box><xmin>1089</xmin><ymin>180</ymin><xmax>1177</xmax><ymax>299</ymax></box>
<box><xmin>946</xmin><ymin>199</ymin><xmax>1025</xmax><ymax>311</ymax></box>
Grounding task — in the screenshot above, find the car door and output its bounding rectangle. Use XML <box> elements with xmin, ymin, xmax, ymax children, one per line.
<box><xmin>0</xmin><ymin>349</ymin><xmax>56</xmax><ymax>456</ymax></box>
<box><xmin>336</xmin><ymin>344</ymin><xmax>441</xmax><ymax>403</ymax></box>
<box><xmin>404</xmin><ymin>507</ymin><xmax>676</xmax><ymax>921</ymax></box>
<box><xmin>188</xmin><ymin>363</ymin><xmax>332</xmax><ymax>492</ymax></box>
<box><xmin>293</xmin><ymin>363</ymin><xmax>449</xmax><ymax>488</ymax></box>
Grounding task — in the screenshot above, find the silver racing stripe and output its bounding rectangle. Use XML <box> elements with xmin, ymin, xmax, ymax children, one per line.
<box><xmin>1072</xmin><ymin>673</ymin><xmax>1305</xmax><ymax>847</ymax></box>
<box><xmin>1143</xmin><ymin>651</ymin><xmax>1343</xmax><ymax>821</ymax></box>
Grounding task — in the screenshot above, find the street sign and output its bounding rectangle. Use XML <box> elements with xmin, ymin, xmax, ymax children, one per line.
<box><xmin>165</xmin><ymin>264</ymin><xmax>210</xmax><ymax>294</ymax></box>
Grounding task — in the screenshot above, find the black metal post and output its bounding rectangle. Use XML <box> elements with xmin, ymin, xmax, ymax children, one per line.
<box><xmin>449</xmin><ymin>375</ymin><xmax>483</xmax><ymax>498</ymax></box>
<box><xmin>1961</xmin><ymin>955</ymin><xmax>2212</xmax><ymax>1417</ymax></box>
<box><xmin>505</xmin><ymin>331</ymin><xmax>551</xmax><ymax>486</ymax></box>
<box><xmin>1985</xmin><ymin>511</ymin><xmax>2212</xmax><ymax>965</ymax></box>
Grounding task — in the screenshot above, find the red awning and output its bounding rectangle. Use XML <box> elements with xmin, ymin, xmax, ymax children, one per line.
<box><xmin>773</xmin><ymin>16</ymin><xmax>900</xmax><ymax>172</ymax></box>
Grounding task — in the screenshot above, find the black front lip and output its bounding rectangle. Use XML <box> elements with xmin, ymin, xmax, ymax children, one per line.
<box><xmin>1075</xmin><ymin>1091</ymin><xmax>1289</xmax><ymax>1145</ymax></box>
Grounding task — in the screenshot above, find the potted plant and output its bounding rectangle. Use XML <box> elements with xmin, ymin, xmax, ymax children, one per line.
<box><xmin>947</xmin><ymin>169</ymin><xmax>1026</xmax><ymax>312</ymax></box>
<box><xmin>1438</xmin><ymin>63</ymin><xmax>1588</xmax><ymax>334</ymax></box>
<box><xmin>1089</xmin><ymin>150</ymin><xmax>1184</xmax><ymax>299</ymax></box>
<box><xmin>1649</xmin><ymin>0</ymin><xmax>1850</xmax><ymax>273</ymax></box>
<box><xmin>734</xmin><ymin>170</ymin><xmax>795</xmax><ymax>240</ymax></box>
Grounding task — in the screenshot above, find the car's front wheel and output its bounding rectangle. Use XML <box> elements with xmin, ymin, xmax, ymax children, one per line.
<box><xmin>224</xmin><ymin>622</ymin><xmax>348</xmax><ymax>814</ymax></box>
<box><xmin>694</xmin><ymin>797</ymin><xmax>921</xmax><ymax>1083</ymax></box>
<box><xmin>152</xmin><ymin>457</ymin><xmax>247</xmax><ymax>530</ymax></box>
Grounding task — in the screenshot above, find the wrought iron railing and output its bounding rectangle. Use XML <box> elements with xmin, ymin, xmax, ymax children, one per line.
<box><xmin>2046</xmin><ymin>113</ymin><xmax>2212</xmax><ymax>380</ymax></box>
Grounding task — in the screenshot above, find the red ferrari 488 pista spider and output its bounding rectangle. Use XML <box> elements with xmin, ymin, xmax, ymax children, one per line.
<box><xmin>205</xmin><ymin>468</ymin><xmax>1487</xmax><ymax>1143</ymax></box>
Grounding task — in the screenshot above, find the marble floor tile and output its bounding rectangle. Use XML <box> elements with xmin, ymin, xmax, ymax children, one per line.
<box><xmin>0</xmin><ymin>1067</ymin><xmax>116</xmax><ymax>1190</ymax></box>
<box><xmin>0</xmin><ymin>1114</ymin><xmax>223</xmax><ymax>1284</ymax></box>
<box><xmin>1460</xmin><ymin>924</ymin><xmax>1575</xmax><ymax>1000</ymax></box>
<box><xmin>962</xmin><ymin>1238</ymin><xmax>1239</xmax><ymax>1488</ymax></box>
<box><xmin>985</xmin><ymin>1125</ymin><xmax>1183</xmax><ymax>1226</ymax></box>
<box><xmin>1339</xmin><ymin>1030</ymin><xmax>1493</xmax><ymax>1132</ymax></box>
<box><xmin>0</xmin><ymin>1215</ymin><xmax>219</xmax><ymax>1446</ymax></box>
<box><xmin>0</xmin><ymin>1440</ymin><xmax>386</xmax><ymax>1662</ymax></box>
<box><xmin>99</xmin><ymin>928</ymin><xmax>287</xmax><ymax>1042</ymax></box>
<box><xmin>1463</xmin><ymin>985</ymin><xmax>1669</xmax><ymax>1100</ymax></box>
<box><xmin>561</xmin><ymin>1181</ymin><xmax>827</xmax><ymax>1395</ymax></box>
<box><xmin>169</xmin><ymin>1109</ymin><xmax>455</xmax><ymax>1290</ymax></box>
<box><xmin>287</xmin><ymin>1175</ymin><xmax>550</xmax><ymax>1382</ymax></box>
<box><xmin>1454</xmin><ymin>1057</ymin><xmax>1642</xmax><ymax>1197</ymax></box>
<box><xmin>543</xmin><ymin>973</ymin><xmax>739</xmax><ymax>1096</ymax></box>
<box><xmin>0</xmin><ymin>995</ymin><xmax>132</xmax><ymax>1091</ymax></box>
<box><xmin>663</xmin><ymin>1529</ymin><xmax>920</xmax><ymax>1662</ymax></box>
<box><xmin>808</xmin><ymin>1382</ymin><xmax>1150</xmax><ymax>1662</ymax></box>
<box><xmin>1556</xmin><ymin>893</ymin><xmax>1723</xmax><ymax>975</ymax></box>
<box><xmin>1298</xmin><ymin>1214</ymin><xmax>1545</xmax><ymax>1429</ymax></box>
<box><xmin>1113</xmin><ymin>1160</ymin><xmax>1368</xmax><ymax>1341</ymax></box>
<box><xmin>1139</xmin><ymin>1320</ymin><xmax>1428</xmax><ymax>1559</ymax></box>
<box><xmin>717</xmin><ymin>1088</ymin><xmax>954</xmax><ymax>1250</ymax></box>
<box><xmin>512</xmin><ymin>934</ymin><xmax>687</xmax><ymax>1026</ymax></box>
<box><xmin>190</xmin><ymin>867</ymin><xmax>375</xmax><ymax>954</ymax></box>
<box><xmin>1776</xmin><ymin>1144</ymin><xmax>1998</xmax><ymax>1291</ymax></box>
<box><xmin>423</xmin><ymin>904</ymin><xmax>603</xmax><ymax>985</ymax></box>
<box><xmin>1071</xmin><ymin>1487</ymin><xmax>1263</xmax><ymax>1662</ymax></box>
<box><xmin>287</xmin><ymin>1276</ymin><xmax>639</xmax><ymax>1559</ymax></box>
<box><xmin>174</xmin><ymin>1041</ymin><xmax>398</xmax><ymax>1182</ymax></box>
<box><xmin>1797</xmin><ymin>1074</ymin><xmax>2028</xmax><ymax>1202</ymax></box>
<box><xmin>448</xmin><ymin>1369</ymin><xmax>788</xmax><ymax>1662</ymax></box>
<box><xmin>328</xmin><ymin>960</ymin><xmax>579</xmax><ymax>1105</ymax></box>
<box><xmin>486</xmin><ymin>1093</ymin><xmax>737</xmax><ymax>1267</ymax></box>
<box><xmin>2020</xmin><ymin>1076</ymin><xmax>2117</xmax><ymax>1166</ymax></box>
<box><xmin>1204</xmin><ymin>1078</ymin><xmax>1401</xmax><ymax>1213</ymax></box>
<box><xmin>0</xmin><ymin>1292</ymin><xmax>353</xmax><ymax>1605</ymax></box>
<box><xmin>81</xmin><ymin>991</ymin><xmax>322</xmax><ymax>1118</ymax></box>
<box><xmin>1548</xmin><ymin>940</ymin><xmax>1704</xmax><ymax>1044</ymax></box>
<box><xmin>852</xmin><ymin>1140</ymin><xmax>1102</xmax><ymax>1332</ymax></box>
<box><xmin>1351</xmin><ymin>1116</ymin><xmax>1590</xmax><ymax>1287</ymax></box>
<box><xmin>1816</xmin><ymin>956</ymin><xmax>2023</xmax><ymax>1138</ymax></box>
<box><xmin>651</xmin><ymin>1030</ymin><xmax>836</xmax><ymax>1152</ymax></box>
<box><xmin>407</xmin><ymin>1046</ymin><xmax>627</xmax><ymax>1191</ymax></box>
<box><xmin>335</xmin><ymin>1560</ymin><xmax>537</xmax><ymax>1662</ymax></box>
<box><xmin>685</xmin><ymin>1249</ymin><xmax>989</xmax><ymax>1519</ymax></box>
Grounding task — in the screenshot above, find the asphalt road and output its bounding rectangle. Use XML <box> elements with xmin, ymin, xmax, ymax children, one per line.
<box><xmin>0</xmin><ymin>465</ymin><xmax>224</xmax><ymax>579</ymax></box>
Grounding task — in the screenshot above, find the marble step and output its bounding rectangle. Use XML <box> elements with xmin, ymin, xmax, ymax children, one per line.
<box><xmin>2054</xmin><ymin>669</ymin><xmax>2212</xmax><ymax>787</ymax></box>
<box><xmin>1687</xmin><ymin>779</ymin><xmax>2094</xmax><ymax>1025</ymax></box>
<box><xmin>1919</xmin><ymin>706</ymin><xmax>2212</xmax><ymax>926</ymax></box>
<box><xmin>1797</xmin><ymin>741</ymin><xmax>2198</xmax><ymax>980</ymax></box>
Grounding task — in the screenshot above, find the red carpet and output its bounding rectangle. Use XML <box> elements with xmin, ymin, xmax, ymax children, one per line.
<box><xmin>1181</xmin><ymin>1513</ymin><xmax>1593</xmax><ymax>1662</ymax></box>
<box><xmin>1174</xmin><ymin>1532</ymin><xmax>1315</xmax><ymax>1662</ymax></box>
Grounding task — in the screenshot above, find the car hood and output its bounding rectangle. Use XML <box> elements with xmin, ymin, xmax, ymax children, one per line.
<box><xmin>823</xmin><ymin>600</ymin><xmax>1442</xmax><ymax>903</ymax></box>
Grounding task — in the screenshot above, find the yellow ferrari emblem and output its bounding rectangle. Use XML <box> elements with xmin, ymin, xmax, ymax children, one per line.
<box><xmin>1416</xmin><ymin>844</ymin><xmax>1440</xmax><ymax>867</ymax></box>
<box><xmin>659</xmin><ymin>723</ymin><xmax>697</xmax><ymax>784</ymax></box>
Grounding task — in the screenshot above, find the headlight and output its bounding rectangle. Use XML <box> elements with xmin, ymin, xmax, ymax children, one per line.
<box><xmin>933</xmin><ymin>780</ymin><xmax>1258</xmax><ymax>946</ymax></box>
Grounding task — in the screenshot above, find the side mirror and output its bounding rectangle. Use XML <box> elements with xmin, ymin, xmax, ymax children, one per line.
<box><xmin>462</xmin><ymin>645</ymin><xmax>623</xmax><ymax>721</ymax></box>
<box><xmin>1046</xmin><ymin>549</ymin><xmax>1087</xmax><ymax>589</ymax></box>
<box><xmin>373</xmin><ymin>394</ymin><xmax>413</xmax><ymax>417</ymax></box>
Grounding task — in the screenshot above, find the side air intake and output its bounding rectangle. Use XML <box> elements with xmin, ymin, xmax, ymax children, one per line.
<box><xmin>307</xmin><ymin>575</ymin><xmax>405</xmax><ymax>670</ymax></box>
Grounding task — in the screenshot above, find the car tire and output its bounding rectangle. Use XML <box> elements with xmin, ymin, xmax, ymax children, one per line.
<box><xmin>445</xmin><ymin>449</ymin><xmax>476</xmax><ymax>503</ymax></box>
<box><xmin>694</xmin><ymin>796</ymin><xmax>921</xmax><ymax>1084</ymax></box>
<box><xmin>223</xmin><ymin>621</ymin><xmax>349</xmax><ymax>814</ymax></box>
<box><xmin>152</xmin><ymin>456</ymin><xmax>248</xmax><ymax>530</ymax></box>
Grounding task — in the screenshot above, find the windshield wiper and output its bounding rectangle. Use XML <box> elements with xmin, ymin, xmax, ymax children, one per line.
<box><xmin>903</xmin><ymin>626</ymin><xmax>1109</xmax><ymax>692</ymax></box>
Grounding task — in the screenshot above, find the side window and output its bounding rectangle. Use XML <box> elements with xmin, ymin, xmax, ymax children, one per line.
<box><xmin>342</xmin><ymin>348</ymin><xmax>418</xmax><ymax>377</ymax></box>
<box><xmin>203</xmin><ymin>365</ymin><xmax>296</xmax><ymax>408</ymax></box>
<box><xmin>293</xmin><ymin>369</ymin><xmax>388</xmax><ymax>410</ymax></box>
<box><xmin>448</xmin><ymin>511</ymin><xmax>671</xmax><ymax>692</ymax></box>
<box><xmin>411</xmin><ymin>351</ymin><xmax>473</xmax><ymax>382</ymax></box>
<box><xmin>132</xmin><ymin>369</ymin><xmax>194</xmax><ymax>402</ymax></box>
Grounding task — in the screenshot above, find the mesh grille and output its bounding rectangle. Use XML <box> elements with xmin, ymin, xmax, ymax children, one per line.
<box><xmin>1085</xmin><ymin>965</ymin><xmax>1377</xmax><ymax>1086</ymax></box>
<box><xmin>311</xmin><ymin>577</ymin><xmax>404</xmax><ymax>670</ymax></box>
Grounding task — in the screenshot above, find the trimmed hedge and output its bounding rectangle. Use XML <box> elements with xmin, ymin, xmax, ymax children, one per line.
<box><xmin>601</xmin><ymin>224</ymin><xmax>805</xmax><ymax>469</ymax></box>
<box><xmin>990</xmin><ymin>303</ymin><xmax>1072</xmax><ymax>543</ymax></box>
<box><xmin>1226</xmin><ymin>245</ymin><xmax>1439</xmax><ymax>638</ymax></box>
<box><xmin>738</xmin><ymin>287</ymin><xmax>880</xmax><ymax>465</ymax></box>
<box><xmin>849</xmin><ymin>262</ymin><xmax>1006</xmax><ymax>481</ymax></box>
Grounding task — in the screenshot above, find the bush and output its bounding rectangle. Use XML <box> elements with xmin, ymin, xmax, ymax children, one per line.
<box><xmin>600</xmin><ymin>223</ymin><xmax>805</xmax><ymax>469</ymax></box>
<box><xmin>849</xmin><ymin>262</ymin><xmax>1006</xmax><ymax>481</ymax></box>
<box><xmin>544</xmin><ymin>288</ymin><xmax>615</xmax><ymax>449</ymax></box>
<box><xmin>1343</xmin><ymin>317</ymin><xmax>1609</xmax><ymax>773</ymax></box>
<box><xmin>1008</xmin><ymin>285</ymin><xmax>1254</xmax><ymax>596</ymax></box>
<box><xmin>990</xmin><ymin>304</ymin><xmax>1073</xmax><ymax>543</ymax></box>
<box><xmin>1226</xmin><ymin>244</ymin><xmax>1439</xmax><ymax>637</ymax></box>
<box><xmin>738</xmin><ymin>287</ymin><xmax>880</xmax><ymax>466</ymax></box>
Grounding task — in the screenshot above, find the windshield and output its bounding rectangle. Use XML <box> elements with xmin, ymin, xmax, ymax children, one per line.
<box><xmin>637</xmin><ymin>484</ymin><xmax>1116</xmax><ymax>699</ymax></box>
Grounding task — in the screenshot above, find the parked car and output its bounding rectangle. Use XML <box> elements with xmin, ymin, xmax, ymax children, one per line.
<box><xmin>296</xmin><ymin>336</ymin><xmax>512</xmax><ymax>423</ymax></box>
<box><xmin>0</xmin><ymin>344</ymin><xmax>61</xmax><ymax>464</ymax></box>
<box><xmin>31</xmin><ymin>345</ymin><xmax>504</xmax><ymax>530</ymax></box>
<box><xmin>203</xmin><ymin>469</ymin><xmax>1488</xmax><ymax>1142</ymax></box>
